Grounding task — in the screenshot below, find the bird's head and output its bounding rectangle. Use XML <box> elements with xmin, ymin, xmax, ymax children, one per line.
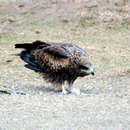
<box><xmin>78</xmin><ymin>57</ymin><xmax>94</xmax><ymax>77</ymax></box>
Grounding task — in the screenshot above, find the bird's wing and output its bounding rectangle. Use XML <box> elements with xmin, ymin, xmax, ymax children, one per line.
<box><xmin>43</xmin><ymin>46</ymin><xmax>68</xmax><ymax>58</ymax></box>
<box><xmin>34</xmin><ymin>45</ymin><xmax>69</xmax><ymax>71</ymax></box>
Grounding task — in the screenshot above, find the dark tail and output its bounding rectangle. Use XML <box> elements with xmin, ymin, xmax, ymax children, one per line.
<box><xmin>24</xmin><ymin>64</ymin><xmax>43</xmax><ymax>72</ymax></box>
<box><xmin>15</xmin><ymin>40</ymin><xmax>48</xmax><ymax>51</ymax></box>
<box><xmin>15</xmin><ymin>40</ymin><xmax>46</xmax><ymax>72</ymax></box>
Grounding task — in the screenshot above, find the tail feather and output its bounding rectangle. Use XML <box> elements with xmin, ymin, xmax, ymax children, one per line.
<box><xmin>15</xmin><ymin>43</ymin><xmax>32</xmax><ymax>49</ymax></box>
<box><xmin>20</xmin><ymin>50</ymin><xmax>43</xmax><ymax>72</ymax></box>
<box><xmin>15</xmin><ymin>40</ymin><xmax>48</xmax><ymax>51</ymax></box>
<box><xmin>20</xmin><ymin>51</ymin><xmax>36</xmax><ymax>66</ymax></box>
<box><xmin>24</xmin><ymin>64</ymin><xmax>43</xmax><ymax>72</ymax></box>
<box><xmin>15</xmin><ymin>40</ymin><xmax>47</xmax><ymax>72</ymax></box>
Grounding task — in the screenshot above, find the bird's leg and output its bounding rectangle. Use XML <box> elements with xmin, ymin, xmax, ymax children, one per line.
<box><xmin>67</xmin><ymin>83</ymin><xmax>72</xmax><ymax>93</ymax></box>
<box><xmin>62</xmin><ymin>84</ymin><xmax>68</xmax><ymax>94</ymax></box>
<box><xmin>61</xmin><ymin>82</ymin><xmax>81</xmax><ymax>95</ymax></box>
<box><xmin>67</xmin><ymin>83</ymin><xmax>81</xmax><ymax>95</ymax></box>
<box><xmin>61</xmin><ymin>81</ymin><xmax>71</xmax><ymax>95</ymax></box>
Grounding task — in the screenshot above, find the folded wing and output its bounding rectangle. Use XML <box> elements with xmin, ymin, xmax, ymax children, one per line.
<box><xmin>15</xmin><ymin>40</ymin><xmax>69</xmax><ymax>72</ymax></box>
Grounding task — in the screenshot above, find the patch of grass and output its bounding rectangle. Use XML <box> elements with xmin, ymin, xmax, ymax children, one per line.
<box><xmin>0</xmin><ymin>35</ymin><xmax>13</xmax><ymax>44</ymax></box>
<box><xmin>126</xmin><ymin>69</ymin><xmax>130</xmax><ymax>74</ymax></box>
<box><xmin>15</xmin><ymin>16</ymin><xmax>60</xmax><ymax>33</ymax></box>
<box><xmin>107</xmin><ymin>23</ymin><xmax>130</xmax><ymax>31</ymax></box>
<box><xmin>121</xmin><ymin>22</ymin><xmax>130</xmax><ymax>30</ymax></box>
<box><xmin>79</xmin><ymin>13</ymin><xmax>97</xmax><ymax>28</ymax></box>
<box><xmin>99</xmin><ymin>61</ymin><xmax>111</xmax><ymax>73</ymax></box>
<box><xmin>42</xmin><ymin>21</ymin><xmax>58</xmax><ymax>28</ymax></box>
<box><xmin>0</xmin><ymin>0</ymin><xmax>10</xmax><ymax>4</ymax></box>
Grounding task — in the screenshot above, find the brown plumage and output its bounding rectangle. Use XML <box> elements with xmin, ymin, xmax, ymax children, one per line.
<box><xmin>15</xmin><ymin>40</ymin><xmax>94</xmax><ymax>94</ymax></box>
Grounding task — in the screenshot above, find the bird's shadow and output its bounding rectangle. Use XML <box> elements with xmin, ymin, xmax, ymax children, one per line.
<box><xmin>0</xmin><ymin>90</ymin><xmax>11</xmax><ymax>95</ymax></box>
<box><xmin>36</xmin><ymin>86</ymin><xmax>62</xmax><ymax>94</ymax></box>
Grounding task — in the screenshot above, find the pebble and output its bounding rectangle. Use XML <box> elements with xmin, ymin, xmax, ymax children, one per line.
<box><xmin>2</xmin><ymin>84</ymin><xmax>18</xmax><ymax>89</ymax></box>
<box><xmin>11</xmin><ymin>91</ymin><xmax>26</xmax><ymax>96</ymax></box>
<box><xmin>39</xmin><ymin>91</ymin><xmax>44</xmax><ymax>95</ymax></box>
<box><xmin>2</xmin><ymin>84</ymin><xmax>10</xmax><ymax>88</ymax></box>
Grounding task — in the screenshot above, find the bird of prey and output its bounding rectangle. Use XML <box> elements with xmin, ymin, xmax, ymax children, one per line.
<box><xmin>15</xmin><ymin>40</ymin><xmax>94</xmax><ymax>94</ymax></box>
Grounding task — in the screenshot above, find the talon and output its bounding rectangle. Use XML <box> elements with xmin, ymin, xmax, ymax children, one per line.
<box><xmin>62</xmin><ymin>89</ymin><xmax>69</xmax><ymax>95</ymax></box>
<box><xmin>62</xmin><ymin>84</ymin><xmax>70</xmax><ymax>95</ymax></box>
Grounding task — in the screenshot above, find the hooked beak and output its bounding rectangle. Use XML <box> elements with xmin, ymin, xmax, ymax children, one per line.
<box><xmin>89</xmin><ymin>66</ymin><xmax>94</xmax><ymax>76</ymax></box>
<box><xmin>91</xmin><ymin>72</ymin><xmax>95</xmax><ymax>76</ymax></box>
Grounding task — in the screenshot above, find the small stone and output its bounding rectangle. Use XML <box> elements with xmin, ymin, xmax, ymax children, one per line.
<box><xmin>35</xmin><ymin>30</ymin><xmax>41</xmax><ymax>34</ymax></box>
<box><xmin>6</xmin><ymin>60</ymin><xmax>12</xmax><ymax>63</ymax></box>
<box><xmin>108</xmin><ymin>87</ymin><xmax>112</xmax><ymax>90</ymax></box>
<box><xmin>11</xmin><ymin>91</ymin><xmax>26</xmax><ymax>96</ymax></box>
<box><xmin>18</xmin><ymin>4</ymin><xmax>24</xmax><ymax>8</ymax></box>
<box><xmin>84</xmin><ymin>1</ymin><xmax>98</xmax><ymax>8</ymax></box>
<box><xmin>39</xmin><ymin>91</ymin><xmax>43</xmax><ymax>95</ymax></box>
<box><xmin>2</xmin><ymin>84</ymin><xmax>9</xmax><ymax>88</ymax></box>
<box><xmin>61</xmin><ymin>19</ymin><xmax>69</xmax><ymax>23</ymax></box>
<box><xmin>11</xmin><ymin>85</ymin><xmax>15</xmax><ymax>89</ymax></box>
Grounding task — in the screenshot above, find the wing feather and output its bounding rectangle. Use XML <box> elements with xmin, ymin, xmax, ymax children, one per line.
<box><xmin>43</xmin><ymin>46</ymin><xmax>68</xmax><ymax>58</ymax></box>
<box><xmin>35</xmin><ymin>46</ymin><xmax>69</xmax><ymax>71</ymax></box>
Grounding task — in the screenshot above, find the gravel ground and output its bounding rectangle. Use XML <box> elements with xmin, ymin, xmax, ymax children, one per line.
<box><xmin>0</xmin><ymin>73</ymin><xmax>130</xmax><ymax>130</ymax></box>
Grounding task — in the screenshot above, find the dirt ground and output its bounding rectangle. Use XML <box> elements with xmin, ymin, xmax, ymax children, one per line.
<box><xmin>0</xmin><ymin>0</ymin><xmax>130</xmax><ymax>130</ymax></box>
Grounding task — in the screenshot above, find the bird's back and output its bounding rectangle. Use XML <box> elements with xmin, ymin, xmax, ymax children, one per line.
<box><xmin>47</xmin><ymin>42</ymin><xmax>88</xmax><ymax>58</ymax></box>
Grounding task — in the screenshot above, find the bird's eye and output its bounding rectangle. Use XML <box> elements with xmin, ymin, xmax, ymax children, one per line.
<box><xmin>79</xmin><ymin>65</ymin><xmax>89</xmax><ymax>70</ymax></box>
